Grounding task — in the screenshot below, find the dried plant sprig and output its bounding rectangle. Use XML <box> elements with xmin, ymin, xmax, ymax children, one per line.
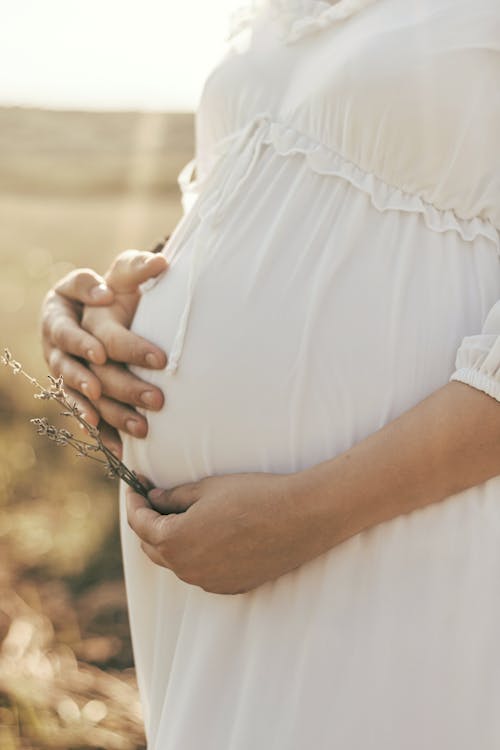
<box><xmin>2</xmin><ymin>348</ymin><xmax>149</xmax><ymax>497</ymax></box>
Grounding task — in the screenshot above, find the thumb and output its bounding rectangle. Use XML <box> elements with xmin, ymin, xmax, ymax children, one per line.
<box><xmin>54</xmin><ymin>268</ymin><xmax>114</xmax><ymax>306</ymax></box>
<box><xmin>148</xmin><ymin>482</ymin><xmax>201</xmax><ymax>514</ymax></box>
<box><xmin>105</xmin><ymin>250</ymin><xmax>168</xmax><ymax>294</ymax></box>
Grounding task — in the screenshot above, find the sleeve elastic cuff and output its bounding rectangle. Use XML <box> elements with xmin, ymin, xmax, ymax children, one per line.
<box><xmin>449</xmin><ymin>367</ymin><xmax>500</xmax><ymax>403</ymax></box>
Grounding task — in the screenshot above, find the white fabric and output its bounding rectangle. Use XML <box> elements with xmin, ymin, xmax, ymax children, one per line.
<box><xmin>119</xmin><ymin>0</ymin><xmax>500</xmax><ymax>747</ymax></box>
<box><xmin>451</xmin><ymin>300</ymin><xmax>500</xmax><ymax>401</ymax></box>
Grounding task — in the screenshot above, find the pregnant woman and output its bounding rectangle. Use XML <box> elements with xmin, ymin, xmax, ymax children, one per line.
<box><xmin>42</xmin><ymin>0</ymin><xmax>500</xmax><ymax>747</ymax></box>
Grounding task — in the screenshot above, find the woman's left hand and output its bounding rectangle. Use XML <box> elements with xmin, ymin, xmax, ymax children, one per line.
<box><xmin>125</xmin><ymin>471</ymin><xmax>327</xmax><ymax>595</ymax></box>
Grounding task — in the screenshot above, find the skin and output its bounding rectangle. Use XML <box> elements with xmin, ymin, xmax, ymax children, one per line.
<box><xmin>41</xmin><ymin>250</ymin><xmax>169</xmax><ymax>457</ymax></box>
<box><xmin>42</xmin><ymin>255</ymin><xmax>500</xmax><ymax>595</ymax></box>
<box><xmin>126</xmin><ymin>379</ymin><xmax>500</xmax><ymax>595</ymax></box>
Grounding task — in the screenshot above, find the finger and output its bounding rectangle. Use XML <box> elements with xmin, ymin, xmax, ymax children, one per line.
<box><xmin>49</xmin><ymin>349</ymin><xmax>102</xmax><ymax>401</ymax></box>
<box><xmin>54</xmin><ymin>268</ymin><xmax>115</xmax><ymax>305</ymax></box>
<box><xmin>61</xmin><ymin>386</ymin><xmax>101</xmax><ymax>427</ymax></box>
<box><xmin>86</xmin><ymin>319</ymin><xmax>167</xmax><ymax>369</ymax></box>
<box><xmin>50</xmin><ymin>316</ymin><xmax>107</xmax><ymax>365</ymax></box>
<box><xmin>140</xmin><ymin>540</ymin><xmax>172</xmax><ymax>569</ymax></box>
<box><xmin>51</xmin><ymin>317</ymin><xmax>107</xmax><ymax>365</ymax></box>
<box><xmin>89</xmin><ymin>361</ymin><xmax>164</xmax><ymax>410</ymax></box>
<box><xmin>105</xmin><ymin>250</ymin><xmax>168</xmax><ymax>293</ymax></box>
<box><xmin>126</xmin><ymin>487</ymin><xmax>169</xmax><ymax>546</ymax></box>
<box><xmin>148</xmin><ymin>482</ymin><xmax>201</xmax><ymax>514</ymax></box>
<box><xmin>42</xmin><ymin>293</ymin><xmax>107</xmax><ymax>365</ymax></box>
<box><xmin>91</xmin><ymin>395</ymin><xmax>149</xmax><ymax>438</ymax></box>
<box><xmin>98</xmin><ymin>421</ymin><xmax>123</xmax><ymax>460</ymax></box>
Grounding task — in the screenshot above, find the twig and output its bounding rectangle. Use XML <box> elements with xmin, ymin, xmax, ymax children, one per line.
<box><xmin>2</xmin><ymin>348</ymin><xmax>149</xmax><ymax>497</ymax></box>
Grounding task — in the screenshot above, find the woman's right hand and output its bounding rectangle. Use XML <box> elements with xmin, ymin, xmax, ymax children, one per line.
<box><xmin>41</xmin><ymin>250</ymin><xmax>168</xmax><ymax>457</ymax></box>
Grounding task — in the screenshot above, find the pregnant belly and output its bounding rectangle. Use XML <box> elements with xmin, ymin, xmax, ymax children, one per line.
<box><xmin>121</xmin><ymin>179</ymin><xmax>500</xmax><ymax>489</ymax></box>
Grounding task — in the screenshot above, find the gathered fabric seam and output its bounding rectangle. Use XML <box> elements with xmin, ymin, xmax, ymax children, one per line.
<box><xmin>180</xmin><ymin>115</ymin><xmax>500</xmax><ymax>252</ymax></box>
<box><xmin>163</xmin><ymin>111</ymin><xmax>499</xmax><ymax>378</ymax></box>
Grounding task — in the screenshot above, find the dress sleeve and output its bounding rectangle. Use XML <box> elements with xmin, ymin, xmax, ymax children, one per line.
<box><xmin>450</xmin><ymin>300</ymin><xmax>500</xmax><ymax>401</ymax></box>
<box><xmin>447</xmin><ymin>2</ymin><xmax>500</xmax><ymax>401</ymax></box>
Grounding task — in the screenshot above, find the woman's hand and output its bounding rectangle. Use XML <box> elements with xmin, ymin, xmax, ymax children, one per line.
<box><xmin>125</xmin><ymin>380</ymin><xmax>500</xmax><ymax>597</ymax></box>
<box><xmin>41</xmin><ymin>250</ymin><xmax>168</xmax><ymax>456</ymax></box>
<box><xmin>80</xmin><ymin>251</ymin><xmax>168</xmax><ymax>442</ymax></box>
<box><xmin>126</xmin><ymin>471</ymin><xmax>329</xmax><ymax>595</ymax></box>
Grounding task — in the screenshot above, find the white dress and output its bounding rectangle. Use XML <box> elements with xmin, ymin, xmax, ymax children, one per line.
<box><xmin>119</xmin><ymin>0</ymin><xmax>500</xmax><ymax>747</ymax></box>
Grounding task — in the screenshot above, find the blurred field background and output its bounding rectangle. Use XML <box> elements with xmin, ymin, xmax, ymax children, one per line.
<box><xmin>0</xmin><ymin>106</ymin><xmax>194</xmax><ymax>749</ymax></box>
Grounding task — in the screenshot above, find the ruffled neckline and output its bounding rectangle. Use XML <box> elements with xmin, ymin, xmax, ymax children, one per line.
<box><xmin>271</xmin><ymin>0</ymin><xmax>379</xmax><ymax>43</ymax></box>
<box><xmin>228</xmin><ymin>0</ymin><xmax>378</xmax><ymax>44</ymax></box>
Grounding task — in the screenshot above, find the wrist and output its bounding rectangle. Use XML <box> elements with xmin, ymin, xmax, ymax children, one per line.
<box><xmin>284</xmin><ymin>464</ymin><xmax>349</xmax><ymax>553</ymax></box>
<box><xmin>288</xmin><ymin>448</ymin><xmax>404</xmax><ymax>552</ymax></box>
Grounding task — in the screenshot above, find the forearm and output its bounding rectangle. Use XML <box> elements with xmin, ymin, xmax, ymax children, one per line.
<box><xmin>297</xmin><ymin>381</ymin><xmax>500</xmax><ymax>550</ymax></box>
<box><xmin>127</xmin><ymin>380</ymin><xmax>500</xmax><ymax>595</ymax></box>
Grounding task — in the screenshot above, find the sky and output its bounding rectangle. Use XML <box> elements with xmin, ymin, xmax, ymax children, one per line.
<box><xmin>0</xmin><ymin>0</ymin><xmax>234</xmax><ymax>111</ymax></box>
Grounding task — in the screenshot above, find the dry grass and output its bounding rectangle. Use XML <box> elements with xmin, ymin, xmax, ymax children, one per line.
<box><xmin>0</xmin><ymin>106</ymin><xmax>194</xmax><ymax>749</ymax></box>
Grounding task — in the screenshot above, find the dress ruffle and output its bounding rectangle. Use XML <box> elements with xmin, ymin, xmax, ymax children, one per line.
<box><xmin>227</xmin><ymin>0</ymin><xmax>379</xmax><ymax>44</ymax></box>
<box><xmin>263</xmin><ymin>121</ymin><xmax>500</xmax><ymax>247</ymax></box>
<box><xmin>180</xmin><ymin>116</ymin><xmax>500</xmax><ymax>250</ymax></box>
<box><xmin>226</xmin><ymin>0</ymin><xmax>265</xmax><ymax>41</ymax></box>
<box><xmin>270</xmin><ymin>0</ymin><xmax>379</xmax><ymax>43</ymax></box>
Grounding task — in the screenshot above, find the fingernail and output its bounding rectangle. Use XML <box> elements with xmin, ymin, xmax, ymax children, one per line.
<box><xmin>86</xmin><ymin>348</ymin><xmax>97</xmax><ymax>363</ymax></box>
<box><xmin>125</xmin><ymin>418</ymin><xmax>142</xmax><ymax>436</ymax></box>
<box><xmin>81</xmin><ymin>381</ymin><xmax>90</xmax><ymax>396</ymax></box>
<box><xmin>90</xmin><ymin>283</ymin><xmax>110</xmax><ymax>300</ymax></box>
<box><xmin>141</xmin><ymin>390</ymin><xmax>156</xmax><ymax>407</ymax></box>
<box><xmin>145</xmin><ymin>352</ymin><xmax>163</xmax><ymax>368</ymax></box>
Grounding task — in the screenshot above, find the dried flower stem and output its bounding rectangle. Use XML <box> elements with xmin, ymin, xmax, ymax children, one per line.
<box><xmin>2</xmin><ymin>348</ymin><xmax>149</xmax><ymax>497</ymax></box>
